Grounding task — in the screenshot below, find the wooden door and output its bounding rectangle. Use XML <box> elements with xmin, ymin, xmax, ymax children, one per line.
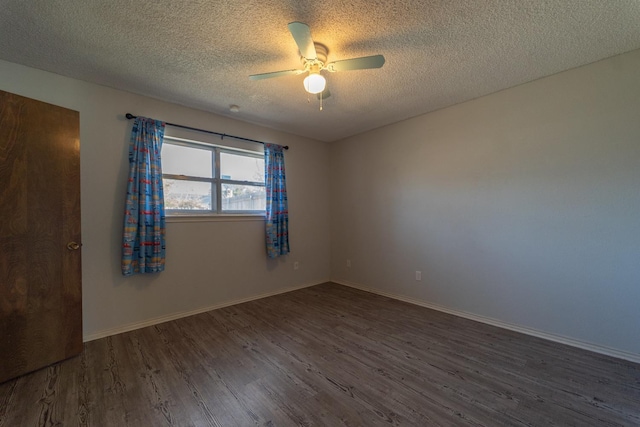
<box><xmin>0</xmin><ymin>90</ymin><xmax>82</xmax><ymax>383</ymax></box>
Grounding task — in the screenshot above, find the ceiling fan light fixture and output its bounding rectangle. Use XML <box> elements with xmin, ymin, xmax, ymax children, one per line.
<box><xmin>303</xmin><ymin>72</ymin><xmax>326</xmax><ymax>94</ymax></box>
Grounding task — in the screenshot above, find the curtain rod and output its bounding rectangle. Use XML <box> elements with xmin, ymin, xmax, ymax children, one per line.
<box><xmin>125</xmin><ymin>113</ymin><xmax>288</xmax><ymax>150</ymax></box>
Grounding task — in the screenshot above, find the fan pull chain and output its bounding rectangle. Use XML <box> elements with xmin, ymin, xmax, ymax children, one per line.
<box><xmin>320</xmin><ymin>93</ymin><xmax>323</xmax><ymax>111</ymax></box>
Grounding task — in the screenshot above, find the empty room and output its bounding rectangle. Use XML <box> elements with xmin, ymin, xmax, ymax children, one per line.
<box><xmin>1</xmin><ymin>1</ymin><xmax>639</xmax><ymax>425</ymax></box>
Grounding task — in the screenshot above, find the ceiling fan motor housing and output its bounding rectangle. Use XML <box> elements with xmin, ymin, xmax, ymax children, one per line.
<box><xmin>301</xmin><ymin>43</ymin><xmax>328</xmax><ymax>69</ymax></box>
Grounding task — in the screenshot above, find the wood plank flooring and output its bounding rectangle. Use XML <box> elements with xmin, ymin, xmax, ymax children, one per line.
<box><xmin>1</xmin><ymin>282</ymin><xmax>639</xmax><ymax>426</ymax></box>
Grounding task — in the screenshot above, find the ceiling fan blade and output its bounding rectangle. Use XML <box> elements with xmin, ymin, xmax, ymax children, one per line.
<box><xmin>325</xmin><ymin>55</ymin><xmax>385</xmax><ymax>72</ymax></box>
<box><xmin>288</xmin><ymin>21</ymin><xmax>317</xmax><ymax>59</ymax></box>
<box><xmin>249</xmin><ymin>69</ymin><xmax>304</xmax><ymax>80</ymax></box>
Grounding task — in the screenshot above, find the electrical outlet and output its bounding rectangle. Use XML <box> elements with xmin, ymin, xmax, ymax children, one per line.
<box><xmin>347</xmin><ymin>259</ymin><xmax>351</xmax><ymax>268</ymax></box>
<box><xmin>294</xmin><ymin>261</ymin><xmax>299</xmax><ymax>270</ymax></box>
<box><xmin>415</xmin><ymin>271</ymin><xmax>422</xmax><ymax>281</ymax></box>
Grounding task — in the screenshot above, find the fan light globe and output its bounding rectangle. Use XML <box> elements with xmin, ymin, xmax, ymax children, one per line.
<box><xmin>303</xmin><ymin>73</ymin><xmax>326</xmax><ymax>94</ymax></box>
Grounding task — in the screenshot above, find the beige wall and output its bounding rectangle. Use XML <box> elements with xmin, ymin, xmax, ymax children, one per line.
<box><xmin>330</xmin><ymin>49</ymin><xmax>640</xmax><ymax>357</ymax></box>
<box><xmin>0</xmin><ymin>59</ymin><xmax>331</xmax><ymax>339</ymax></box>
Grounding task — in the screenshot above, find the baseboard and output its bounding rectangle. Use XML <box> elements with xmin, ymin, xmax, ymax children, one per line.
<box><xmin>333</xmin><ymin>279</ymin><xmax>640</xmax><ymax>364</ymax></box>
<box><xmin>83</xmin><ymin>279</ymin><xmax>329</xmax><ymax>342</ymax></box>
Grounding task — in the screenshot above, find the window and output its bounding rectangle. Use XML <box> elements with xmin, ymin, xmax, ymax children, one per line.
<box><xmin>162</xmin><ymin>137</ymin><xmax>266</xmax><ymax>215</ymax></box>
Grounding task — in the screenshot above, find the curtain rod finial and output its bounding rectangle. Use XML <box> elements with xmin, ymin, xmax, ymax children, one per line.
<box><xmin>125</xmin><ymin>113</ymin><xmax>135</xmax><ymax>120</ymax></box>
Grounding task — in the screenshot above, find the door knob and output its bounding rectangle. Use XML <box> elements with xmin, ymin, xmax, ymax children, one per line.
<box><xmin>67</xmin><ymin>242</ymin><xmax>81</xmax><ymax>250</ymax></box>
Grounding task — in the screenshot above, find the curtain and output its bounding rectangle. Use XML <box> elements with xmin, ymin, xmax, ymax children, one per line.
<box><xmin>264</xmin><ymin>143</ymin><xmax>290</xmax><ymax>258</ymax></box>
<box><xmin>122</xmin><ymin>117</ymin><xmax>166</xmax><ymax>276</ymax></box>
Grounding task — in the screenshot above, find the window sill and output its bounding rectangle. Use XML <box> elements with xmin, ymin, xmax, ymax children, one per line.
<box><xmin>166</xmin><ymin>214</ymin><xmax>265</xmax><ymax>223</ymax></box>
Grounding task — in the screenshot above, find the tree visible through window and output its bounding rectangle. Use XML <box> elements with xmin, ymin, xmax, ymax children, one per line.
<box><xmin>162</xmin><ymin>138</ymin><xmax>265</xmax><ymax>215</ymax></box>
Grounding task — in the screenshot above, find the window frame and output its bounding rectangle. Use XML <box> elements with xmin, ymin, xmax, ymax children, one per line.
<box><xmin>162</xmin><ymin>136</ymin><xmax>266</xmax><ymax>217</ymax></box>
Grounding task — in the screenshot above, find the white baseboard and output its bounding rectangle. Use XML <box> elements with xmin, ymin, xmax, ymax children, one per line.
<box><xmin>83</xmin><ymin>279</ymin><xmax>329</xmax><ymax>342</ymax></box>
<box><xmin>333</xmin><ymin>279</ymin><xmax>640</xmax><ymax>364</ymax></box>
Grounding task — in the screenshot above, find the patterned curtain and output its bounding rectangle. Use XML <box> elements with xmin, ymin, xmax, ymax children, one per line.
<box><xmin>264</xmin><ymin>143</ymin><xmax>290</xmax><ymax>258</ymax></box>
<box><xmin>122</xmin><ymin>117</ymin><xmax>166</xmax><ymax>276</ymax></box>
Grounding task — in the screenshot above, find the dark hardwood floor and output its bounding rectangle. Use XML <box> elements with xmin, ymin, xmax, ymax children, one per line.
<box><xmin>1</xmin><ymin>282</ymin><xmax>639</xmax><ymax>426</ymax></box>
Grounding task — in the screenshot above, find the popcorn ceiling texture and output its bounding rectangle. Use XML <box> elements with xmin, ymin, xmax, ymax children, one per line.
<box><xmin>1</xmin><ymin>0</ymin><xmax>639</xmax><ymax>141</ymax></box>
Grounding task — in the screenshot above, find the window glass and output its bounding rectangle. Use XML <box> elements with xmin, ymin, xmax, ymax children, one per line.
<box><xmin>164</xmin><ymin>179</ymin><xmax>212</xmax><ymax>211</ymax></box>
<box><xmin>220</xmin><ymin>152</ymin><xmax>265</xmax><ymax>183</ymax></box>
<box><xmin>221</xmin><ymin>184</ymin><xmax>266</xmax><ymax>212</ymax></box>
<box><xmin>162</xmin><ymin>144</ymin><xmax>212</xmax><ymax>178</ymax></box>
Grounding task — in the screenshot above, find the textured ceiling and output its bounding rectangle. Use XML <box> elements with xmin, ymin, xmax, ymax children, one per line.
<box><xmin>1</xmin><ymin>1</ymin><xmax>640</xmax><ymax>142</ymax></box>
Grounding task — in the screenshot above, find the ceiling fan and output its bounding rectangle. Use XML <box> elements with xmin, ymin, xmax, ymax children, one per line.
<box><xmin>249</xmin><ymin>22</ymin><xmax>385</xmax><ymax>102</ymax></box>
